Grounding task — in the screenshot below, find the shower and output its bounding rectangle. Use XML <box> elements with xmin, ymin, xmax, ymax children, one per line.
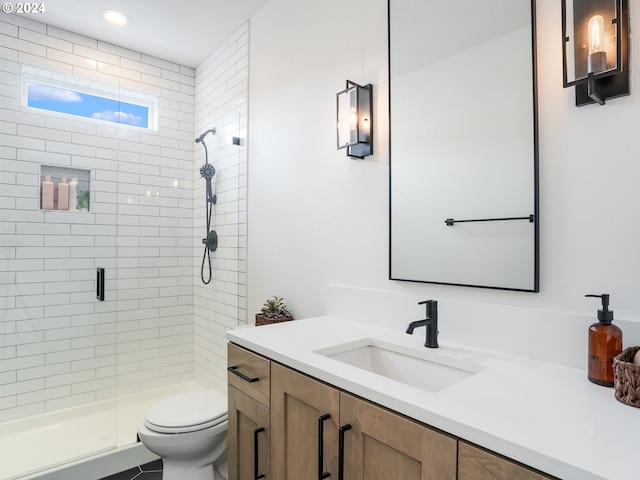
<box><xmin>0</xmin><ymin>15</ymin><xmax>251</xmax><ymax>477</ymax></box>
<box><xmin>195</xmin><ymin>128</ymin><xmax>218</xmax><ymax>284</ymax></box>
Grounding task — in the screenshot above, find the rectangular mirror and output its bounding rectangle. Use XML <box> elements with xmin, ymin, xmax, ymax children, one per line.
<box><xmin>389</xmin><ymin>0</ymin><xmax>539</xmax><ymax>292</ymax></box>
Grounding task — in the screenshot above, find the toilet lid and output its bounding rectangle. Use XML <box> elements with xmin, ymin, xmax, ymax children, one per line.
<box><xmin>144</xmin><ymin>390</ymin><xmax>227</xmax><ymax>434</ymax></box>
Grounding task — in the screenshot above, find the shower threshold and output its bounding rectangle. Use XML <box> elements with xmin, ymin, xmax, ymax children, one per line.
<box><xmin>1</xmin><ymin>381</ymin><xmax>204</xmax><ymax>480</ymax></box>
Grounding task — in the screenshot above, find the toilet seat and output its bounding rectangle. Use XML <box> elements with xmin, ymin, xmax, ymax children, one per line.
<box><xmin>144</xmin><ymin>390</ymin><xmax>228</xmax><ymax>434</ymax></box>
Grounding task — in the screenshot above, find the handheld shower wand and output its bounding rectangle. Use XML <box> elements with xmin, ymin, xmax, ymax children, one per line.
<box><xmin>195</xmin><ymin>128</ymin><xmax>217</xmax><ymax>284</ymax></box>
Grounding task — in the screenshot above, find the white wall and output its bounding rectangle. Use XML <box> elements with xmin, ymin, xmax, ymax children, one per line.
<box><xmin>248</xmin><ymin>0</ymin><xmax>389</xmax><ymax>320</ymax></box>
<box><xmin>248</xmin><ymin>0</ymin><xmax>640</xmax><ymax>340</ymax></box>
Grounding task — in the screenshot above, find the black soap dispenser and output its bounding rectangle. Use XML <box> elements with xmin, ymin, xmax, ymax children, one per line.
<box><xmin>585</xmin><ymin>294</ymin><xmax>623</xmax><ymax>387</ymax></box>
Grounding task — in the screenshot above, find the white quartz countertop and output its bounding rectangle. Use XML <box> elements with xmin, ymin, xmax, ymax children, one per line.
<box><xmin>227</xmin><ymin>316</ymin><xmax>639</xmax><ymax>480</ymax></box>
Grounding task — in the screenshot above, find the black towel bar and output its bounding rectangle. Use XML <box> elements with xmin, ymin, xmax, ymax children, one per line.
<box><xmin>445</xmin><ymin>214</ymin><xmax>534</xmax><ymax>226</ymax></box>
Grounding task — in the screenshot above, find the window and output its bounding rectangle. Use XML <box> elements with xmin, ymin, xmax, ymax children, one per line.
<box><xmin>22</xmin><ymin>67</ymin><xmax>158</xmax><ymax>130</ymax></box>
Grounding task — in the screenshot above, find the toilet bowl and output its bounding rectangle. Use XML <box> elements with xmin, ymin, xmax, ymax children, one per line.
<box><xmin>137</xmin><ymin>389</ymin><xmax>228</xmax><ymax>480</ymax></box>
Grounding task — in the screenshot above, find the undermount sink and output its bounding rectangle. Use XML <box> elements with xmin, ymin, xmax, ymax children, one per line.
<box><xmin>315</xmin><ymin>338</ymin><xmax>483</xmax><ymax>393</ymax></box>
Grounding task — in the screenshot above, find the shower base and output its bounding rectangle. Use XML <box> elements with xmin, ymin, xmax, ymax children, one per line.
<box><xmin>0</xmin><ymin>381</ymin><xmax>205</xmax><ymax>480</ymax></box>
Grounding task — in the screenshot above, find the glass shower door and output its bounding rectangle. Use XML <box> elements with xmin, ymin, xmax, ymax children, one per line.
<box><xmin>0</xmin><ymin>53</ymin><xmax>121</xmax><ymax>477</ymax></box>
<box><xmin>112</xmin><ymin>69</ymin><xmax>196</xmax><ymax>452</ymax></box>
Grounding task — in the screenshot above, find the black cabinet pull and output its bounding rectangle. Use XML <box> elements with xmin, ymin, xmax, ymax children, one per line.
<box><xmin>318</xmin><ymin>413</ymin><xmax>331</xmax><ymax>479</ymax></box>
<box><xmin>254</xmin><ymin>427</ymin><xmax>265</xmax><ymax>480</ymax></box>
<box><xmin>227</xmin><ymin>366</ymin><xmax>259</xmax><ymax>383</ymax></box>
<box><xmin>96</xmin><ymin>268</ymin><xmax>105</xmax><ymax>301</ymax></box>
<box><xmin>338</xmin><ymin>424</ymin><xmax>352</xmax><ymax>480</ymax></box>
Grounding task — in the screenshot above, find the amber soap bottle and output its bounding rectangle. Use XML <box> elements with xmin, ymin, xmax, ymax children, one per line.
<box><xmin>586</xmin><ymin>294</ymin><xmax>622</xmax><ymax>387</ymax></box>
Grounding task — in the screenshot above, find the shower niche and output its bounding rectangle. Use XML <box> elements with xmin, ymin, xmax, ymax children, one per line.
<box><xmin>40</xmin><ymin>165</ymin><xmax>91</xmax><ymax>212</ymax></box>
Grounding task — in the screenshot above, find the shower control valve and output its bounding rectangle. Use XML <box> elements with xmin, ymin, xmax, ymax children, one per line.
<box><xmin>202</xmin><ymin>231</ymin><xmax>218</xmax><ymax>252</ymax></box>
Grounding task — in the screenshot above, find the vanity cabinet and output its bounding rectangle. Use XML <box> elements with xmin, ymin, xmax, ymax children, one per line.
<box><xmin>271</xmin><ymin>362</ymin><xmax>340</xmax><ymax>479</ymax></box>
<box><xmin>228</xmin><ymin>387</ymin><xmax>270</xmax><ymax>480</ymax></box>
<box><xmin>458</xmin><ymin>442</ymin><xmax>555</xmax><ymax>480</ymax></box>
<box><xmin>227</xmin><ymin>343</ymin><xmax>271</xmax><ymax>480</ymax></box>
<box><xmin>228</xmin><ymin>343</ymin><xmax>556</xmax><ymax>480</ymax></box>
<box><xmin>340</xmin><ymin>392</ymin><xmax>457</xmax><ymax>480</ymax></box>
<box><xmin>228</xmin><ymin>342</ymin><xmax>271</xmax><ymax>406</ymax></box>
<box><xmin>270</xmin><ymin>362</ymin><xmax>456</xmax><ymax>480</ymax></box>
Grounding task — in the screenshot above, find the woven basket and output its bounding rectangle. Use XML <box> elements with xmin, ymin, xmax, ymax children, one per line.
<box><xmin>255</xmin><ymin>314</ymin><xmax>293</xmax><ymax>327</ymax></box>
<box><xmin>613</xmin><ymin>346</ymin><xmax>640</xmax><ymax>408</ymax></box>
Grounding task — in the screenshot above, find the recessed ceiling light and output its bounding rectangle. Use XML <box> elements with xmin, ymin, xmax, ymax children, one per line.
<box><xmin>102</xmin><ymin>10</ymin><xmax>129</xmax><ymax>26</ymax></box>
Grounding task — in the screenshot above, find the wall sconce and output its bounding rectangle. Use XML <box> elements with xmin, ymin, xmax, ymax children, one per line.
<box><xmin>562</xmin><ymin>0</ymin><xmax>629</xmax><ymax>106</ymax></box>
<box><xmin>336</xmin><ymin>80</ymin><xmax>373</xmax><ymax>158</ymax></box>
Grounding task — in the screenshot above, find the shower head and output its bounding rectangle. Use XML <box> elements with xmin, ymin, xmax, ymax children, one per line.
<box><xmin>195</xmin><ymin>128</ymin><xmax>217</xmax><ymax>144</ymax></box>
<box><xmin>200</xmin><ymin>163</ymin><xmax>215</xmax><ymax>179</ymax></box>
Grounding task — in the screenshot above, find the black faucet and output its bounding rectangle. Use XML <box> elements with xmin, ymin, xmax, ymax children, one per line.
<box><xmin>406</xmin><ymin>300</ymin><xmax>439</xmax><ymax>348</ymax></box>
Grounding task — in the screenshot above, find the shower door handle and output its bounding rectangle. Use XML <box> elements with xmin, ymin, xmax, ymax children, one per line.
<box><xmin>96</xmin><ymin>268</ymin><xmax>105</xmax><ymax>301</ymax></box>
<box><xmin>254</xmin><ymin>427</ymin><xmax>266</xmax><ymax>480</ymax></box>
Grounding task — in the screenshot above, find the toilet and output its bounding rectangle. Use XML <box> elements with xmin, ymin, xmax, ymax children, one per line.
<box><xmin>137</xmin><ymin>390</ymin><xmax>228</xmax><ymax>480</ymax></box>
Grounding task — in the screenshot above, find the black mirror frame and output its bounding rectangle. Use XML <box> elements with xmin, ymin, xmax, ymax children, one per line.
<box><xmin>387</xmin><ymin>0</ymin><xmax>540</xmax><ymax>293</ymax></box>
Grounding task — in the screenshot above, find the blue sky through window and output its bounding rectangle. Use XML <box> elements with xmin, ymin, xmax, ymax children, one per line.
<box><xmin>27</xmin><ymin>82</ymin><xmax>149</xmax><ymax>128</ymax></box>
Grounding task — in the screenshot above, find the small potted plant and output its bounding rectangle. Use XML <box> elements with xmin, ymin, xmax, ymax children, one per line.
<box><xmin>255</xmin><ymin>295</ymin><xmax>293</xmax><ymax>326</ymax></box>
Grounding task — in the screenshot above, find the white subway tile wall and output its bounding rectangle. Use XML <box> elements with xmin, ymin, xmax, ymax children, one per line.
<box><xmin>193</xmin><ymin>23</ymin><xmax>248</xmax><ymax>390</ymax></box>
<box><xmin>0</xmin><ymin>15</ymin><xmax>248</xmax><ymax>422</ymax></box>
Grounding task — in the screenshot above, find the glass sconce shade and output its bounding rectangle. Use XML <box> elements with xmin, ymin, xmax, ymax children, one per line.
<box><xmin>562</xmin><ymin>0</ymin><xmax>629</xmax><ymax>106</ymax></box>
<box><xmin>336</xmin><ymin>80</ymin><xmax>373</xmax><ymax>158</ymax></box>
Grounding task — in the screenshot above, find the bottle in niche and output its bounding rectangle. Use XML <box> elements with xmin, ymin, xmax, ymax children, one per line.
<box><xmin>69</xmin><ymin>177</ymin><xmax>78</xmax><ymax>211</ymax></box>
<box><xmin>586</xmin><ymin>294</ymin><xmax>623</xmax><ymax>387</ymax></box>
<box><xmin>41</xmin><ymin>175</ymin><xmax>54</xmax><ymax>210</ymax></box>
<box><xmin>58</xmin><ymin>176</ymin><xmax>69</xmax><ymax>210</ymax></box>
<box><xmin>78</xmin><ymin>190</ymin><xmax>89</xmax><ymax>211</ymax></box>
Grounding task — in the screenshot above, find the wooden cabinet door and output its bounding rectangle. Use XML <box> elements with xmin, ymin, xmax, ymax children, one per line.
<box><xmin>340</xmin><ymin>393</ymin><xmax>457</xmax><ymax>480</ymax></box>
<box><xmin>228</xmin><ymin>385</ymin><xmax>271</xmax><ymax>480</ymax></box>
<box><xmin>458</xmin><ymin>441</ymin><xmax>555</xmax><ymax>480</ymax></box>
<box><xmin>271</xmin><ymin>363</ymin><xmax>340</xmax><ymax>480</ymax></box>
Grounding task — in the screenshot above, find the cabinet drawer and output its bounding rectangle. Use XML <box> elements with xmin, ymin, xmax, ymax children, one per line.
<box><xmin>458</xmin><ymin>441</ymin><xmax>555</xmax><ymax>480</ymax></box>
<box><xmin>228</xmin><ymin>343</ymin><xmax>271</xmax><ymax>407</ymax></box>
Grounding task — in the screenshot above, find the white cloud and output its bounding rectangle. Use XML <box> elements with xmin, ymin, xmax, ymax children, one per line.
<box><xmin>28</xmin><ymin>83</ymin><xmax>83</xmax><ymax>102</ymax></box>
<box><xmin>92</xmin><ymin>110</ymin><xmax>142</xmax><ymax>125</ymax></box>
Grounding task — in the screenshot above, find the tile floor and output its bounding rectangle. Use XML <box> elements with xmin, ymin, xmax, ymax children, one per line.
<box><xmin>99</xmin><ymin>459</ymin><xmax>162</xmax><ymax>480</ymax></box>
<box><xmin>98</xmin><ymin>457</ymin><xmax>229</xmax><ymax>479</ymax></box>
